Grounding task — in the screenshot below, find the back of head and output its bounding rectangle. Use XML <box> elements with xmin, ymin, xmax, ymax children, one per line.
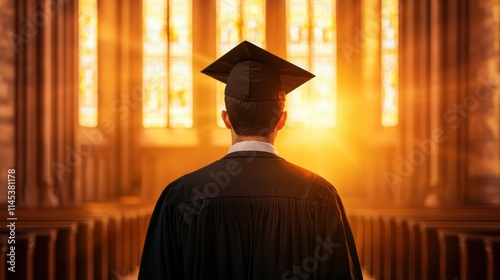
<box><xmin>225</xmin><ymin>91</ymin><xmax>285</xmax><ymax>138</ymax></box>
<box><xmin>201</xmin><ymin>41</ymin><xmax>315</xmax><ymax>138</ymax></box>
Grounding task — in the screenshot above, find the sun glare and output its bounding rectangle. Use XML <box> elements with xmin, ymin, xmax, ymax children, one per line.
<box><xmin>142</xmin><ymin>0</ymin><xmax>193</xmax><ymax>128</ymax></box>
<box><xmin>286</xmin><ymin>0</ymin><xmax>337</xmax><ymax>127</ymax></box>
<box><xmin>78</xmin><ymin>0</ymin><xmax>98</xmax><ymax>127</ymax></box>
<box><xmin>381</xmin><ymin>0</ymin><xmax>399</xmax><ymax>127</ymax></box>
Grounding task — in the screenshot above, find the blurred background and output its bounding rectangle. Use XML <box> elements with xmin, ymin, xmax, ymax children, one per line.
<box><xmin>0</xmin><ymin>0</ymin><xmax>498</xmax><ymax>279</ymax></box>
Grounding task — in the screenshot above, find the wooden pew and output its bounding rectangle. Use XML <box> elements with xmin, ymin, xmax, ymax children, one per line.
<box><xmin>5</xmin><ymin>232</ymin><xmax>36</xmax><ymax>280</ymax></box>
<box><xmin>413</xmin><ymin>220</ymin><xmax>500</xmax><ymax>280</ymax></box>
<box><xmin>424</xmin><ymin>223</ymin><xmax>500</xmax><ymax>280</ymax></box>
<box><xmin>14</xmin><ymin>209</ymin><xmax>111</xmax><ymax>280</ymax></box>
<box><xmin>15</xmin><ymin>221</ymin><xmax>78</xmax><ymax>280</ymax></box>
<box><xmin>348</xmin><ymin>207</ymin><xmax>500</xmax><ymax>280</ymax></box>
<box><xmin>82</xmin><ymin>200</ymin><xmax>154</xmax><ymax>274</ymax></box>
<box><xmin>62</xmin><ymin>208</ymin><xmax>124</xmax><ymax>279</ymax></box>
<box><xmin>458</xmin><ymin>233</ymin><xmax>500</xmax><ymax>280</ymax></box>
<box><xmin>91</xmin><ymin>215</ymin><xmax>110</xmax><ymax>280</ymax></box>
<box><xmin>386</xmin><ymin>209</ymin><xmax>500</xmax><ymax>279</ymax></box>
<box><xmin>2</xmin><ymin>213</ymin><xmax>95</xmax><ymax>280</ymax></box>
<box><xmin>438</xmin><ymin>229</ymin><xmax>463</xmax><ymax>280</ymax></box>
<box><xmin>438</xmin><ymin>230</ymin><xmax>500</xmax><ymax>280</ymax></box>
<box><xmin>19</xmin><ymin>200</ymin><xmax>154</xmax><ymax>278</ymax></box>
<box><xmin>483</xmin><ymin>236</ymin><xmax>500</xmax><ymax>280</ymax></box>
<box><xmin>1</xmin><ymin>198</ymin><xmax>154</xmax><ymax>280</ymax></box>
<box><xmin>399</xmin><ymin>214</ymin><xmax>499</xmax><ymax>280</ymax></box>
<box><xmin>0</xmin><ymin>235</ymin><xmax>7</xmax><ymax>280</ymax></box>
<box><xmin>363</xmin><ymin>215</ymin><xmax>373</xmax><ymax>276</ymax></box>
<box><xmin>382</xmin><ymin>216</ymin><xmax>398</xmax><ymax>280</ymax></box>
<box><xmin>80</xmin><ymin>203</ymin><xmax>136</xmax><ymax>275</ymax></box>
<box><xmin>51</xmin><ymin>201</ymin><xmax>153</xmax><ymax>278</ymax></box>
<box><xmin>17</xmin><ymin>228</ymin><xmax>57</xmax><ymax>280</ymax></box>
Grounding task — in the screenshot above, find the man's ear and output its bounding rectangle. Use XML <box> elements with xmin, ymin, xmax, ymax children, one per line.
<box><xmin>221</xmin><ymin>110</ymin><xmax>232</xmax><ymax>129</ymax></box>
<box><xmin>276</xmin><ymin>111</ymin><xmax>287</xmax><ymax>131</ymax></box>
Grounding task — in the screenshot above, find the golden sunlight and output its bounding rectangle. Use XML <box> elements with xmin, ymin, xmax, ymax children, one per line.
<box><xmin>381</xmin><ymin>0</ymin><xmax>399</xmax><ymax>127</ymax></box>
<box><xmin>143</xmin><ymin>0</ymin><xmax>193</xmax><ymax>128</ymax></box>
<box><xmin>78</xmin><ymin>0</ymin><xmax>98</xmax><ymax>127</ymax></box>
<box><xmin>143</xmin><ymin>0</ymin><xmax>168</xmax><ymax>128</ymax></box>
<box><xmin>286</xmin><ymin>0</ymin><xmax>337</xmax><ymax>127</ymax></box>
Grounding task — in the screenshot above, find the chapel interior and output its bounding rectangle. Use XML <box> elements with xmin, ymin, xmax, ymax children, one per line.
<box><xmin>0</xmin><ymin>0</ymin><xmax>499</xmax><ymax>279</ymax></box>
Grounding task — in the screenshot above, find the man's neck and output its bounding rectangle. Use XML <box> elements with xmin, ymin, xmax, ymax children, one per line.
<box><xmin>236</xmin><ymin>136</ymin><xmax>271</xmax><ymax>143</ymax></box>
<box><xmin>231</xmin><ymin>132</ymin><xmax>275</xmax><ymax>145</ymax></box>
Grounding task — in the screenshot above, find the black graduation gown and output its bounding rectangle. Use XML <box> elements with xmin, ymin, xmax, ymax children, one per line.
<box><xmin>139</xmin><ymin>151</ymin><xmax>363</xmax><ymax>280</ymax></box>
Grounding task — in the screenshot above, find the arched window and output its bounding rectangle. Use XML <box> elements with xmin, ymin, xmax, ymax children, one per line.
<box><xmin>142</xmin><ymin>0</ymin><xmax>193</xmax><ymax>128</ymax></box>
<box><xmin>78</xmin><ymin>0</ymin><xmax>98</xmax><ymax>127</ymax></box>
<box><xmin>381</xmin><ymin>0</ymin><xmax>399</xmax><ymax>127</ymax></box>
<box><xmin>78</xmin><ymin>0</ymin><xmax>340</xmax><ymax>130</ymax></box>
<box><xmin>286</xmin><ymin>0</ymin><xmax>337</xmax><ymax>127</ymax></box>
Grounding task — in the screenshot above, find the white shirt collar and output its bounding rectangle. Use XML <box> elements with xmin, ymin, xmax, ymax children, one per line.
<box><xmin>227</xmin><ymin>140</ymin><xmax>278</xmax><ymax>155</ymax></box>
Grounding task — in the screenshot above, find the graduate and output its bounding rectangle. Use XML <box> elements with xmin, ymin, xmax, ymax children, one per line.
<box><xmin>138</xmin><ymin>41</ymin><xmax>363</xmax><ymax>280</ymax></box>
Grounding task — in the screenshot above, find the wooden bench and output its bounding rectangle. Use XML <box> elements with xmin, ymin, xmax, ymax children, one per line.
<box><xmin>14</xmin><ymin>209</ymin><xmax>111</xmax><ymax>280</ymax></box>
<box><xmin>0</xmin><ymin>198</ymin><xmax>154</xmax><ymax>280</ymax></box>
<box><xmin>348</xmin><ymin>208</ymin><xmax>500</xmax><ymax>280</ymax></box>
<box><xmin>0</xmin><ymin>235</ymin><xmax>7</xmax><ymax>280</ymax></box>
<box><xmin>15</xmin><ymin>221</ymin><xmax>78</xmax><ymax>280</ymax></box>
<box><xmin>17</xmin><ymin>228</ymin><xmax>57</xmax><ymax>280</ymax></box>
<box><xmin>80</xmin><ymin>204</ymin><xmax>138</xmax><ymax>274</ymax></box>
<box><xmin>483</xmin><ymin>235</ymin><xmax>500</xmax><ymax>280</ymax></box>
<box><xmin>82</xmin><ymin>200</ymin><xmax>154</xmax><ymax>273</ymax></box>
<box><xmin>404</xmin><ymin>217</ymin><xmax>500</xmax><ymax>280</ymax></box>
<box><xmin>457</xmin><ymin>233</ymin><xmax>500</xmax><ymax>280</ymax></box>
<box><xmin>64</xmin><ymin>208</ymin><xmax>125</xmax><ymax>278</ymax></box>
<box><xmin>438</xmin><ymin>229</ymin><xmax>500</xmax><ymax>280</ymax></box>
<box><xmin>397</xmin><ymin>215</ymin><xmax>499</xmax><ymax>280</ymax></box>
<box><xmin>4</xmin><ymin>232</ymin><xmax>36</xmax><ymax>280</ymax></box>
<box><xmin>416</xmin><ymin>221</ymin><xmax>500</xmax><ymax>280</ymax></box>
<box><xmin>0</xmin><ymin>214</ymin><xmax>95</xmax><ymax>280</ymax></box>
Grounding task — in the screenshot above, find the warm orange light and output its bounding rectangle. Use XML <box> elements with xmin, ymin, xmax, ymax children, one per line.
<box><xmin>143</xmin><ymin>0</ymin><xmax>193</xmax><ymax>128</ymax></box>
<box><xmin>381</xmin><ymin>0</ymin><xmax>399</xmax><ymax>127</ymax></box>
<box><xmin>286</xmin><ymin>0</ymin><xmax>337</xmax><ymax>127</ymax></box>
<box><xmin>216</xmin><ymin>0</ymin><xmax>266</xmax><ymax>127</ymax></box>
<box><xmin>168</xmin><ymin>0</ymin><xmax>193</xmax><ymax>128</ymax></box>
<box><xmin>143</xmin><ymin>0</ymin><xmax>168</xmax><ymax>128</ymax></box>
<box><xmin>78</xmin><ymin>0</ymin><xmax>98</xmax><ymax>127</ymax></box>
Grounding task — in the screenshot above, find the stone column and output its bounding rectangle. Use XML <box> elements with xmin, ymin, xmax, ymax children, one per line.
<box><xmin>0</xmin><ymin>0</ymin><xmax>16</xmax><ymax>204</ymax></box>
<box><xmin>13</xmin><ymin>0</ymin><xmax>77</xmax><ymax>207</ymax></box>
<box><xmin>466</xmin><ymin>0</ymin><xmax>500</xmax><ymax>205</ymax></box>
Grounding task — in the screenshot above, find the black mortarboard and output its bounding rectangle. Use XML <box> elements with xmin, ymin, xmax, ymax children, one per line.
<box><xmin>201</xmin><ymin>41</ymin><xmax>315</xmax><ymax>101</ymax></box>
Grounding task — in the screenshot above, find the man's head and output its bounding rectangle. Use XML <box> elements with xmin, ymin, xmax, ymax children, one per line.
<box><xmin>201</xmin><ymin>41</ymin><xmax>314</xmax><ymax>142</ymax></box>
<box><xmin>222</xmin><ymin>93</ymin><xmax>286</xmax><ymax>139</ymax></box>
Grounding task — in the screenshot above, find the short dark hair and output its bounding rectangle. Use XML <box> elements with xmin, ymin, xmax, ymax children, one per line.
<box><xmin>225</xmin><ymin>91</ymin><xmax>285</xmax><ymax>137</ymax></box>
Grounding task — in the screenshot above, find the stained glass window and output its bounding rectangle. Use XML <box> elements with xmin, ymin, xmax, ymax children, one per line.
<box><xmin>286</xmin><ymin>0</ymin><xmax>336</xmax><ymax>127</ymax></box>
<box><xmin>78</xmin><ymin>0</ymin><xmax>98</xmax><ymax>127</ymax></box>
<box><xmin>143</xmin><ymin>0</ymin><xmax>193</xmax><ymax>128</ymax></box>
<box><xmin>216</xmin><ymin>0</ymin><xmax>265</xmax><ymax>127</ymax></box>
<box><xmin>381</xmin><ymin>0</ymin><xmax>398</xmax><ymax>127</ymax></box>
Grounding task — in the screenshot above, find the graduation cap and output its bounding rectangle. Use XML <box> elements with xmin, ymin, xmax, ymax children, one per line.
<box><xmin>201</xmin><ymin>41</ymin><xmax>315</xmax><ymax>101</ymax></box>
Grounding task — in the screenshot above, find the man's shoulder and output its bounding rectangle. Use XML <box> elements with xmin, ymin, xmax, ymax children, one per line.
<box><xmin>161</xmin><ymin>153</ymin><xmax>339</xmax><ymax>202</ymax></box>
<box><xmin>181</xmin><ymin>151</ymin><xmax>312</xmax><ymax>179</ymax></box>
<box><xmin>159</xmin><ymin>159</ymin><xmax>228</xmax><ymax>198</ymax></box>
<box><xmin>280</xmin><ymin>159</ymin><xmax>341</xmax><ymax>202</ymax></box>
